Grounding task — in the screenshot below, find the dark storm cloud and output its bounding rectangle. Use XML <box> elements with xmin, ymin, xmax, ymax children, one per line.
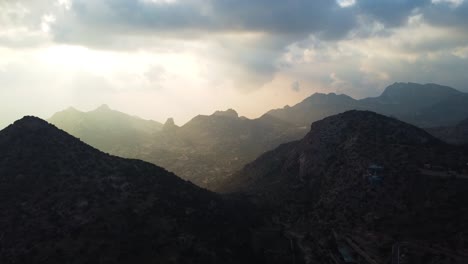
<box><xmin>3</xmin><ymin>0</ymin><xmax>468</xmax><ymax>49</ymax></box>
<box><xmin>355</xmin><ymin>0</ymin><xmax>431</xmax><ymax>27</ymax></box>
<box><xmin>209</xmin><ymin>0</ymin><xmax>356</xmax><ymax>39</ymax></box>
<box><xmin>52</xmin><ymin>0</ymin><xmax>356</xmax><ymax>42</ymax></box>
<box><xmin>423</xmin><ymin>1</ymin><xmax>468</xmax><ymax>29</ymax></box>
<box><xmin>51</xmin><ymin>0</ymin><xmax>468</xmax><ymax>44</ymax></box>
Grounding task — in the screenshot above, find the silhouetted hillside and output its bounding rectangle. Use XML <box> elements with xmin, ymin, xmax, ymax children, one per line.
<box><xmin>0</xmin><ymin>117</ymin><xmax>257</xmax><ymax>264</ymax></box>
<box><xmin>224</xmin><ymin>111</ymin><xmax>468</xmax><ymax>263</ymax></box>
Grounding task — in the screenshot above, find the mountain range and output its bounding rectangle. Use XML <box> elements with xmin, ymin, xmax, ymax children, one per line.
<box><xmin>48</xmin><ymin>82</ymin><xmax>468</xmax><ymax>190</ymax></box>
<box><xmin>267</xmin><ymin>82</ymin><xmax>468</xmax><ymax>128</ymax></box>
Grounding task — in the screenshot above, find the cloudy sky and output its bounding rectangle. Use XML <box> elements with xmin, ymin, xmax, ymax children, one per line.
<box><xmin>1</xmin><ymin>0</ymin><xmax>468</xmax><ymax>128</ymax></box>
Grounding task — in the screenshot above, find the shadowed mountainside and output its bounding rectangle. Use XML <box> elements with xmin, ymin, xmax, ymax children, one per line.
<box><xmin>223</xmin><ymin>111</ymin><xmax>468</xmax><ymax>263</ymax></box>
<box><xmin>0</xmin><ymin>116</ymin><xmax>258</xmax><ymax>264</ymax></box>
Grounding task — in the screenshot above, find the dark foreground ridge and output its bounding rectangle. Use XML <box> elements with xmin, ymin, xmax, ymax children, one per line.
<box><xmin>224</xmin><ymin>110</ymin><xmax>468</xmax><ymax>263</ymax></box>
<box><xmin>0</xmin><ymin>116</ymin><xmax>257</xmax><ymax>264</ymax></box>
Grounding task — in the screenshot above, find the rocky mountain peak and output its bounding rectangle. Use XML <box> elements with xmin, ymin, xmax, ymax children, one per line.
<box><xmin>380</xmin><ymin>82</ymin><xmax>461</xmax><ymax>100</ymax></box>
<box><xmin>212</xmin><ymin>108</ymin><xmax>239</xmax><ymax>118</ymax></box>
<box><xmin>95</xmin><ymin>104</ymin><xmax>111</xmax><ymax>111</ymax></box>
<box><xmin>164</xmin><ymin>117</ymin><xmax>175</xmax><ymax>126</ymax></box>
<box><xmin>163</xmin><ymin>117</ymin><xmax>178</xmax><ymax>131</ymax></box>
<box><xmin>301</xmin><ymin>92</ymin><xmax>355</xmax><ymax>105</ymax></box>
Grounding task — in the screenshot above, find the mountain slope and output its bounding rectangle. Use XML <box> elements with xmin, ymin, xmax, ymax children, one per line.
<box><xmin>416</xmin><ymin>93</ymin><xmax>468</xmax><ymax>127</ymax></box>
<box><xmin>48</xmin><ymin>105</ymin><xmax>163</xmax><ymax>157</ymax></box>
<box><xmin>0</xmin><ymin>117</ymin><xmax>257</xmax><ymax>264</ymax></box>
<box><xmin>265</xmin><ymin>92</ymin><xmax>361</xmax><ymax>127</ymax></box>
<box><xmin>266</xmin><ymin>82</ymin><xmax>468</xmax><ymax>128</ymax></box>
<box><xmin>427</xmin><ymin>116</ymin><xmax>468</xmax><ymax>145</ymax></box>
<box><xmin>224</xmin><ymin>111</ymin><xmax>468</xmax><ymax>263</ymax></box>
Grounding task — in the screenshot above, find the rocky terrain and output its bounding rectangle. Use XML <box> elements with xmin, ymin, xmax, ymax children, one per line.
<box><xmin>224</xmin><ymin>111</ymin><xmax>468</xmax><ymax>263</ymax></box>
<box><xmin>0</xmin><ymin>117</ymin><xmax>258</xmax><ymax>264</ymax></box>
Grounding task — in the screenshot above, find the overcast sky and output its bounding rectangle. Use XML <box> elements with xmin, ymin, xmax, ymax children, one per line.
<box><xmin>1</xmin><ymin>0</ymin><xmax>468</xmax><ymax>128</ymax></box>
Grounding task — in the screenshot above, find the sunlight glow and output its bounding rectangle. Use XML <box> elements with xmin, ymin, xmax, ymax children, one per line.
<box><xmin>337</xmin><ymin>0</ymin><xmax>356</xmax><ymax>8</ymax></box>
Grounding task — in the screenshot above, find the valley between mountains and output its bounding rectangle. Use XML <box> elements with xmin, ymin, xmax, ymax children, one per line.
<box><xmin>48</xmin><ymin>82</ymin><xmax>468</xmax><ymax>190</ymax></box>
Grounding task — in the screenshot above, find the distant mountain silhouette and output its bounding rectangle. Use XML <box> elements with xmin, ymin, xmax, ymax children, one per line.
<box><xmin>427</xmin><ymin>116</ymin><xmax>468</xmax><ymax>145</ymax></box>
<box><xmin>223</xmin><ymin>111</ymin><xmax>468</xmax><ymax>262</ymax></box>
<box><xmin>48</xmin><ymin>105</ymin><xmax>163</xmax><ymax>157</ymax></box>
<box><xmin>374</xmin><ymin>82</ymin><xmax>460</xmax><ymax>106</ymax></box>
<box><xmin>266</xmin><ymin>92</ymin><xmax>360</xmax><ymax>127</ymax></box>
<box><xmin>0</xmin><ymin>117</ymin><xmax>257</xmax><ymax>264</ymax></box>
<box><xmin>415</xmin><ymin>93</ymin><xmax>468</xmax><ymax>126</ymax></box>
<box><xmin>266</xmin><ymin>82</ymin><xmax>468</xmax><ymax>127</ymax></box>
